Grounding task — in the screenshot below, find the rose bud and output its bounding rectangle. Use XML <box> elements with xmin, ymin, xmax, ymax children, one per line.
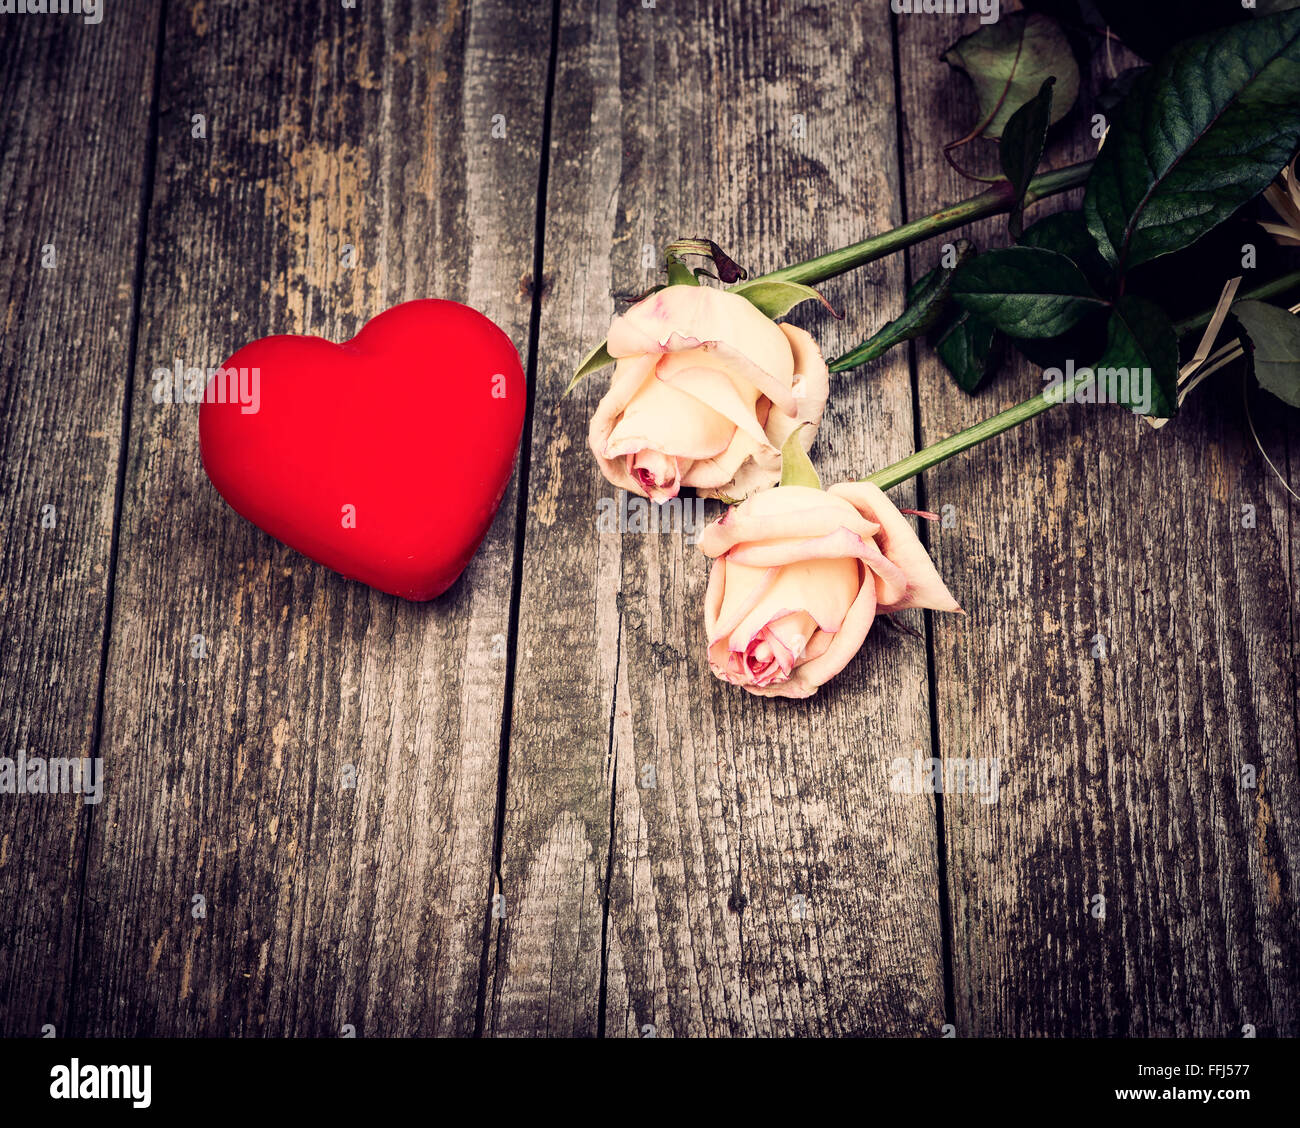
<box><xmin>699</xmin><ymin>480</ymin><xmax>960</xmax><ymax>699</ymax></box>
<box><xmin>587</xmin><ymin>284</ymin><xmax>829</xmax><ymax>503</ymax></box>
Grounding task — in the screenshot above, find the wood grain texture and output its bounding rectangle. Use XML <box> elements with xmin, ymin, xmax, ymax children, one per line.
<box><xmin>69</xmin><ymin>0</ymin><xmax>550</xmax><ymax>1036</ymax></box>
<box><xmin>894</xmin><ymin>8</ymin><xmax>1300</xmax><ymax>1035</ymax></box>
<box><xmin>1</xmin><ymin>0</ymin><xmax>1297</xmax><ymax>1040</ymax></box>
<box><xmin>485</xmin><ymin>0</ymin><xmax>948</xmax><ymax>1037</ymax></box>
<box><xmin>0</xmin><ymin>7</ymin><xmax>161</xmax><ymax>1037</ymax></box>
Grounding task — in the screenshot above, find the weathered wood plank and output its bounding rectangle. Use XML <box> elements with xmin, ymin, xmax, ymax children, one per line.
<box><xmin>0</xmin><ymin>8</ymin><xmax>160</xmax><ymax>1037</ymax></box>
<box><xmin>70</xmin><ymin>0</ymin><xmax>550</xmax><ymax>1036</ymax></box>
<box><xmin>895</xmin><ymin>10</ymin><xmax>1300</xmax><ymax>1034</ymax></box>
<box><xmin>486</xmin><ymin>0</ymin><xmax>947</xmax><ymax>1037</ymax></box>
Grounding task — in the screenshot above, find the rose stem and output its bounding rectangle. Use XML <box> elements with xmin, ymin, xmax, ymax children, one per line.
<box><xmin>863</xmin><ymin>371</ymin><xmax>1093</xmax><ymax>490</ymax></box>
<box><xmin>831</xmin><ymin>267</ymin><xmax>1300</xmax><ymax>377</ymax></box>
<box><xmin>749</xmin><ymin>161</ymin><xmax>1095</xmax><ymax>288</ymax></box>
<box><xmin>862</xmin><ymin>269</ymin><xmax>1300</xmax><ymax>492</ymax></box>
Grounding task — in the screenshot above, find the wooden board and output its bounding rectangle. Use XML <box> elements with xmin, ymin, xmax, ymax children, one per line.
<box><xmin>69</xmin><ymin>0</ymin><xmax>551</xmax><ymax>1036</ymax></box>
<box><xmin>484</xmin><ymin>0</ymin><xmax>948</xmax><ymax>1037</ymax></box>
<box><xmin>0</xmin><ymin>7</ymin><xmax>161</xmax><ymax>1038</ymax></box>
<box><xmin>894</xmin><ymin>10</ymin><xmax>1300</xmax><ymax>1035</ymax></box>
<box><xmin>1</xmin><ymin>0</ymin><xmax>1297</xmax><ymax>1039</ymax></box>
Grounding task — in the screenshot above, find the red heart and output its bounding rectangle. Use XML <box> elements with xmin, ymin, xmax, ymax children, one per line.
<box><xmin>200</xmin><ymin>300</ymin><xmax>526</xmax><ymax>600</ymax></box>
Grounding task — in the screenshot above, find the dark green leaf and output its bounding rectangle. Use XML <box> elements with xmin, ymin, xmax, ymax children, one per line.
<box><xmin>1096</xmin><ymin>66</ymin><xmax>1147</xmax><ymax>114</ymax></box>
<box><xmin>728</xmin><ymin>279</ymin><xmax>836</xmax><ymax>319</ymax></box>
<box><xmin>1018</xmin><ymin>210</ymin><xmax>1112</xmax><ymax>289</ymax></box>
<box><xmin>828</xmin><ymin>240</ymin><xmax>974</xmax><ymax>372</ymax></box>
<box><xmin>1232</xmin><ymin>298</ymin><xmax>1300</xmax><ymax>407</ymax></box>
<box><xmin>1012</xmin><ymin>308</ymin><xmax>1109</xmax><ymax>372</ymax></box>
<box><xmin>1083</xmin><ymin>9</ymin><xmax>1300</xmax><ymax>273</ymax></box>
<box><xmin>951</xmin><ymin>246</ymin><xmax>1109</xmax><ymax>338</ymax></box>
<box><xmin>1092</xmin><ymin>295</ymin><xmax>1180</xmax><ymax>417</ymax></box>
<box><xmin>933</xmin><ymin>310</ymin><xmax>1000</xmax><ymax>393</ymax></box>
<box><xmin>1000</xmin><ymin>78</ymin><xmax>1056</xmax><ymax>238</ymax></box>
<box><xmin>1123</xmin><ymin>216</ymin><xmax>1291</xmax><ymax>330</ymax></box>
<box><xmin>1013</xmin><ymin>306</ymin><xmax>1107</xmax><ymax>371</ymax></box>
<box><xmin>566</xmin><ymin>339</ymin><xmax>614</xmax><ymax>394</ymax></box>
<box><xmin>942</xmin><ymin>12</ymin><xmax>1081</xmax><ymax>140</ymax></box>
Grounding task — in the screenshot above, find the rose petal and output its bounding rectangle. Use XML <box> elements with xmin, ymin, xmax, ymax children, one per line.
<box><xmin>588</xmin><ymin>354</ymin><xmax>660</xmax><ymax>497</ymax></box>
<box><xmin>763</xmin><ymin>323</ymin><xmax>830</xmax><ymax>452</ymax></box>
<box><xmin>695</xmin><ymin>324</ymin><xmax>831</xmax><ymax>502</ymax></box>
<box><xmin>605</xmin><ymin>370</ymin><xmax>735</xmax><ymax>460</ymax></box>
<box><xmin>606</xmin><ymin>285</ymin><xmax>795</xmax><ymax>390</ymax></box>
<box><xmin>829</xmin><ymin>481</ymin><xmax>961</xmax><ymax>613</ymax></box>
<box><xmin>802</xmin><ymin>627</ymin><xmax>834</xmax><ymax>663</ymax></box>
<box><xmin>766</xmin><ymin>610</ymin><xmax>818</xmax><ymax>668</ymax></box>
<box><xmin>654</xmin><ymin>353</ymin><xmax>773</xmax><ymax>450</ymax></box>
<box><xmin>726</xmin><ymin>526</ymin><xmax>882</xmax><ymax>568</ymax></box>
<box><xmin>684</xmin><ymin>423</ymin><xmax>778</xmax><ymax>490</ymax></box>
<box><xmin>697</xmin><ymin>486</ymin><xmax>879</xmax><ymax>558</ymax></box>
<box><xmin>629</xmin><ymin>450</ymin><xmax>687</xmax><ymax>502</ymax></box>
<box><xmin>754</xmin><ymin>561</ymin><xmax>879</xmax><ymax>698</ymax></box>
<box><xmin>728</xmin><ymin>556</ymin><xmax>860</xmax><ymax>646</ymax></box>
<box><xmin>706</xmin><ymin>559</ymin><xmax>780</xmax><ymax>644</ymax></box>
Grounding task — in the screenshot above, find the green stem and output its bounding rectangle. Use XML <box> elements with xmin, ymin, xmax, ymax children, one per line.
<box><xmin>864</xmin><ymin>371</ymin><xmax>1095</xmax><ymax>490</ymax></box>
<box><xmin>833</xmin><ymin>260</ymin><xmax>1300</xmax><ymax>383</ymax></box>
<box><xmin>862</xmin><ymin>265</ymin><xmax>1300</xmax><ymax>491</ymax></box>
<box><xmin>834</xmin><ymin>268</ymin><xmax>1300</xmax><ymax>380</ymax></box>
<box><xmin>749</xmin><ymin>160</ymin><xmax>1094</xmax><ymax>288</ymax></box>
<box><xmin>665</xmin><ymin>253</ymin><xmax>699</xmax><ymax>287</ymax></box>
<box><xmin>828</xmin><ymin>335</ymin><xmax>896</xmax><ymax>373</ymax></box>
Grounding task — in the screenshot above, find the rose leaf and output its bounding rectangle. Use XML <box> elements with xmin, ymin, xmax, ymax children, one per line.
<box><xmin>828</xmin><ymin>240</ymin><xmax>975</xmax><ymax>373</ymax></box>
<box><xmin>1092</xmin><ymin>295</ymin><xmax>1180</xmax><ymax>418</ymax></box>
<box><xmin>999</xmin><ymin>77</ymin><xmax>1056</xmax><ymax>238</ymax></box>
<box><xmin>1083</xmin><ymin>9</ymin><xmax>1300</xmax><ymax>275</ymax></box>
<box><xmin>566</xmin><ymin>339</ymin><xmax>614</xmax><ymax>394</ymax></box>
<box><xmin>951</xmin><ymin>245</ymin><xmax>1110</xmax><ymax>339</ymax></box>
<box><xmin>933</xmin><ymin>310</ymin><xmax>1001</xmax><ymax>394</ymax></box>
<box><xmin>942</xmin><ymin>11</ymin><xmax>1080</xmax><ymax>141</ymax></box>
<box><xmin>1232</xmin><ymin>298</ymin><xmax>1300</xmax><ymax>408</ymax></box>
<box><xmin>1017</xmin><ymin>210</ymin><xmax>1112</xmax><ymax>291</ymax></box>
<box><xmin>729</xmin><ymin>279</ymin><xmax>838</xmax><ymax>320</ymax></box>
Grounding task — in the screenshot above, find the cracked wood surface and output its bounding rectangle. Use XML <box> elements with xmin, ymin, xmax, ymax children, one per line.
<box><xmin>2</xmin><ymin>0</ymin><xmax>549</xmax><ymax>1037</ymax></box>
<box><xmin>485</xmin><ymin>0</ymin><xmax>946</xmax><ymax>1037</ymax></box>
<box><xmin>0</xmin><ymin>2</ymin><xmax>163</xmax><ymax>1037</ymax></box>
<box><xmin>897</xmin><ymin>19</ymin><xmax>1300</xmax><ymax>1035</ymax></box>
<box><xmin>1</xmin><ymin>0</ymin><xmax>1297</xmax><ymax>1037</ymax></box>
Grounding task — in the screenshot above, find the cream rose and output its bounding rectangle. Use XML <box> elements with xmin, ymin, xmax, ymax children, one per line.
<box><xmin>588</xmin><ymin>284</ymin><xmax>830</xmax><ymax>503</ymax></box>
<box><xmin>699</xmin><ymin>482</ymin><xmax>961</xmax><ymax>698</ymax></box>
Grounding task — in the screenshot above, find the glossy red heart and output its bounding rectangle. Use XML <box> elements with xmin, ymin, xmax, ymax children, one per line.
<box><xmin>200</xmin><ymin>300</ymin><xmax>526</xmax><ymax>600</ymax></box>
